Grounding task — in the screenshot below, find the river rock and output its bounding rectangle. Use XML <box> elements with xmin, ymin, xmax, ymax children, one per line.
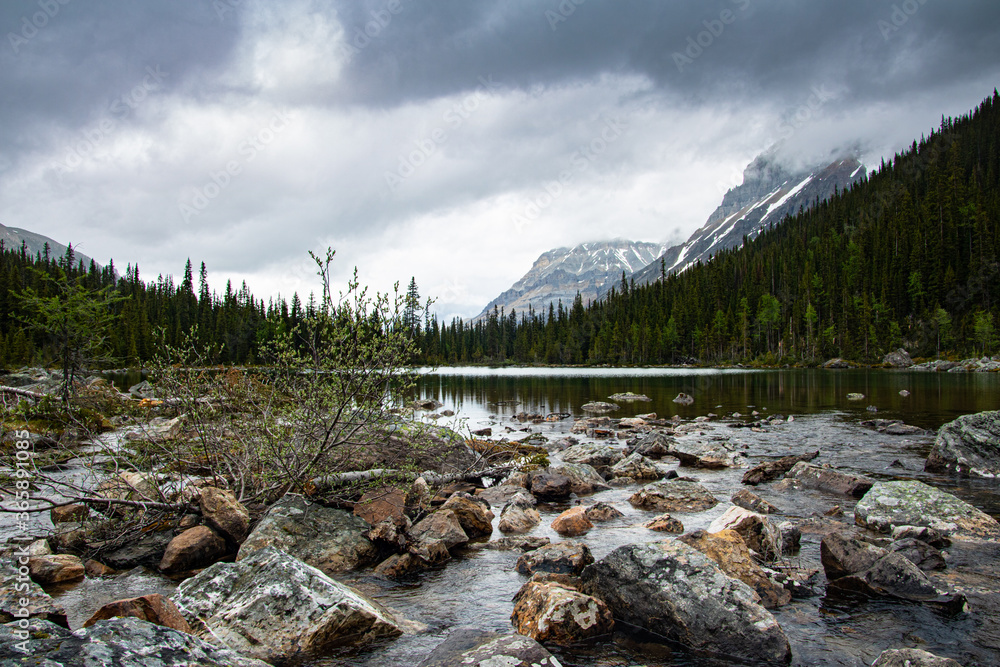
<box><xmin>680</xmin><ymin>529</ymin><xmax>792</xmax><ymax>609</ymax></box>
<box><xmin>778</xmin><ymin>521</ymin><xmax>801</xmax><ymax>555</ymax></box>
<box><xmin>511</xmin><ymin>581</ymin><xmax>613</xmax><ymax>645</ymax></box>
<box><xmin>584</xmin><ymin>501</ymin><xmax>624</xmax><ymax>522</ymax></box>
<box><xmin>551</xmin><ymin>463</ymin><xmax>611</xmax><ymax>495</ymax></box>
<box><xmin>628</xmin><ymin>479</ymin><xmax>719</xmax><ymax>513</ymax></box>
<box><xmin>159</xmin><ymin>525</ymin><xmax>227</xmax><ymax>574</ymax></box>
<box><xmin>411</xmin><ymin>509</ymin><xmax>469</xmax><ymax>550</ymax></box>
<box><xmin>672</xmin><ymin>392</ymin><xmax>694</xmax><ymax>405</ymax></box>
<box><xmin>417</xmin><ymin>629</ymin><xmax>563</xmax><ymax>667</ymax></box>
<box><xmin>608</xmin><ymin>392</ymin><xmax>651</xmax><ymax>402</ymax></box>
<box><xmin>581</xmin><ymin>401</ymin><xmax>619</xmax><ymax>413</ymax></box>
<box><xmin>882</xmin><ymin>348</ymin><xmax>914</xmax><ymax>367</ymax></box>
<box><xmin>0</xmin><ymin>617</ymin><xmax>270</xmax><ymax>667</ymax></box>
<box><xmin>643</xmin><ymin>514</ymin><xmax>684</xmax><ymax>533</ymax></box>
<box><xmin>498</xmin><ymin>494</ymin><xmax>542</xmax><ymax>534</ymax></box>
<box><xmin>742</xmin><ymin>451</ymin><xmax>820</xmax><ymax>485</ymax></box>
<box><xmin>891</xmin><ymin>525</ymin><xmax>950</xmax><ymax>548</ymax></box>
<box><xmin>561</xmin><ymin>443</ymin><xmax>625</xmax><ymax>475</ymax></box>
<box><xmin>854</xmin><ymin>480</ymin><xmax>1000</xmax><ymax>540</ymax></box>
<box><xmin>441</xmin><ymin>492</ymin><xmax>494</xmax><ymax>538</ymax></box>
<box><xmin>669</xmin><ymin>440</ymin><xmax>745</xmax><ymax>468</ymax></box>
<box><xmin>27</xmin><ymin>554</ymin><xmax>85</xmax><ymax>585</ymax></box>
<box><xmin>516</xmin><ymin>541</ymin><xmax>594</xmax><ymax>576</ymax></box>
<box><xmin>861</xmin><ymin>418</ymin><xmax>929</xmax><ymax>436</ymax></box>
<box><xmin>886</xmin><ymin>538</ymin><xmax>946</xmax><ymax>571</ymax></box>
<box><xmin>354</xmin><ymin>486</ymin><xmax>408</xmax><ymax>525</ymax></box>
<box><xmin>820</xmin><ymin>531</ymin><xmax>888</xmax><ymax>580</ymax></box>
<box><xmin>708</xmin><ymin>506</ymin><xmax>783</xmax><ymax>560</ymax></box>
<box><xmin>581</xmin><ymin>540</ymin><xmax>792</xmax><ymax>664</ymax></box>
<box><xmin>0</xmin><ymin>562</ymin><xmax>68</xmax><ymax>627</ymax></box>
<box><xmin>529</xmin><ymin>472</ymin><xmax>573</xmax><ymax>500</ymax></box>
<box><xmin>237</xmin><ymin>494</ymin><xmax>377</xmax><ymax>573</ymax></box>
<box><xmin>94</xmin><ymin>471</ymin><xmax>160</xmax><ymax>508</ymax></box>
<box><xmin>609</xmin><ymin>452</ymin><xmax>662</xmax><ymax>480</ymax></box>
<box><xmin>871</xmin><ymin>648</ymin><xmax>963</xmax><ymax>666</ymax></box>
<box><xmin>827</xmin><ymin>551</ymin><xmax>966</xmax><ymax>614</ymax></box>
<box><xmin>617</xmin><ymin>417</ymin><xmax>646</xmax><ymax>428</ymax></box>
<box><xmin>172</xmin><ymin>546</ymin><xmax>403</xmax><ymax>663</ymax></box>
<box><xmin>198</xmin><ymin>486</ymin><xmax>250</xmax><ymax>543</ymax></box>
<box><xmin>551</xmin><ymin>507</ymin><xmax>593</xmax><ymax>537</ymax></box>
<box><xmin>85</xmin><ymin>559</ymin><xmax>116</xmax><ymax>577</ymax></box>
<box><xmin>847</xmin><ymin>392</ymin><xmax>865</xmax><ymax>401</ymax></box>
<box><xmin>925</xmin><ymin>410</ymin><xmax>1000</xmax><ymax>477</ymax></box>
<box><xmin>783</xmin><ymin>461</ymin><xmax>874</xmax><ymax>497</ymax></box>
<box><xmin>82</xmin><ymin>593</ymin><xmax>192</xmax><ymax>633</ymax></box>
<box><xmin>626</xmin><ymin>431</ymin><xmax>674</xmax><ymax>459</ymax></box>
<box><xmin>100</xmin><ymin>530</ymin><xmax>175</xmax><ymax>570</ymax></box>
<box><xmin>732</xmin><ymin>488</ymin><xmax>779</xmax><ymax>514</ymax></box>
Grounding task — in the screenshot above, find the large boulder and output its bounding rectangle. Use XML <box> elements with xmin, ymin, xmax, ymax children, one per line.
<box><xmin>854</xmin><ymin>480</ymin><xmax>1000</xmax><ymax>540</ymax></box>
<box><xmin>28</xmin><ymin>554</ymin><xmax>85</xmax><ymax>585</ymax></box>
<box><xmin>0</xmin><ymin>562</ymin><xmax>68</xmax><ymax>627</ymax></box>
<box><xmin>159</xmin><ymin>526</ymin><xmax>227</xmax><ymax>574</ymax></box>
<box><xmin>925</xmin><ymin>410</ymin><xmax>1000</xmax><ymax>477</ymax></box>
<box><xmin>882</xmin><ymin>348</ymin><xmax>914</xmax><ymax>367</ymax></box>
<box><xmin>410</xmin><ymin>509</ymin><xmax>470</xmax><ymax>550</ymax></box>
<box><xmin>511</xmin><ymin>581</ymin><xmax>613</xmax><ymax>645</ymax></box>
<box><xmin>826</xmin><ymin>551</ymin><xmax>966</xmax><ymax>614</ymax></box>
<box><xmin>528</xmin><ymin>473</ymin><xmax>573</xmax><ymax>500</ymax></box>
<box><xmin>581</xmin><ymin>540</ymin><xmax>791</xmax><ymax>664</ymax></box>
<box><xmin>708</xmin><ymin>506</ymin><xmax>783</xmax><ymax>561</ymax></box>
<box><xmin>628</xmin><ymin>479</ymin><xmax>719</xmax><ymax>513</ymax></box>
<box><xmin>680</xmin><ymin>530</ymin><xmax>792</xmax><ymax>609</ymax></box>
<box><xmin>498</xmin><ymin>493</ymin><xmax>542</xmax><ymax>534</ymax></box>
<box><xmin>440</xmin><ymin>492</ymin><xmax>494</xmax><ymax>538</ymax></box>
<box><xmin>871</xmin><ymin>648</ymin><xmax>963</xmax><ymax>666</ymax></box>
<box><xmin>626</xmin><ymin>431</ymin><xmax>674</xmax><ymax>459</ymax></box>
<box><xmin>551</xmin><ymin>507</ymin><xmax>593</xmax><ymax>537</ymax></box>
<box><xmin>417</xmin><ymin>629</ymin><xmax>563</xmax><ymax>667</ymax></box>
<box><xmin>172</xmin><ymin>546</ymin><xmax>403</xmax><ymax>664</ymax></box>
<box><xmin>668</xmin><ymin>440</ymin><xmax>745</xmax><ymax>469</ymax></box>
<box><xmin>0</xmin><ymin>617</ymin><xmax>269</xmax><ymax>666</ymax></box>
<box><xmin>820</xmin><ymin>532</ymin><xmax>886</xmax><ymax>580</ymax></box>
<box><xmin>237</xmin><ymin>494</ymin><xmax>377</xmax><ymax>573</ymax></box>
<box><xmin>550</xmin><ymin>463</ymin><xmax>611</xmax><ymax>495</ymax></box>
<box><xmin>561</xmin><ymin>443</ymin><xmax>625</xmax><ymax>475</ymax></box>
<box><xmin>82</xmin><ymin>594</ymin><xmax>192</xmax><ymax>634</ymax></box>
<box><xmin>742</xmin><ymin>451</ymin><xmax>819</xmax><ymax>485</ymax></box>
<box><xmin>516</xmin><ymin>541</ymin><xmax>594</xmax><ymax>576</ymax></box>
<box><xmin>609</xmin><ymin>452</ymin><xmax>663</xmax><ymax>480</ymax></box>
<box><xmin>198</xmin><ymin>487</ymin><xmax>250</xmax><ymax>543</ymax></box>
<box><xmin>783</xmin><ymin>461</ymin><xmax>874</xmax><ymax>497</ymax></box>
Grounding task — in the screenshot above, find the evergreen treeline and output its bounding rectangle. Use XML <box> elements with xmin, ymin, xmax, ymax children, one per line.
<box><xmin>1</xmin><ymin>91</ymin><xmax>998</xmax><ymax>370</ymax></box>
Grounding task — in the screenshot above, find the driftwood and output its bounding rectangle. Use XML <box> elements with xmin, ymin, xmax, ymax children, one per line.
<box><xmin>312</xmin><ymin>462</ymin><xmax>520</xmax><ymax>491</ymax></box>
<box><xmin>0</xmin><ymin>385</ymin><xmax>45</xmax><ymax>401</ymax></box>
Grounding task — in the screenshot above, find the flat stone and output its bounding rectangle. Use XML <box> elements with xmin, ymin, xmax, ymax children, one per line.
<box><xmin>516</xmin><ymin>541</ymin><xmax>594</xmax><ymax>576</ymax></box>
<box><xmin>871</xmin><ymin>648</ymin><xmax>963</xmax><ymax>666</ymax></box>
<box><xmin>417</xmin><ymin>629</ymin><xmax>563</xmax><ymax>667</ymax></box>
<box><xmin>628</xmin><ymin>479</ymin><xmax>719</xmax><ymax>513</ymax></box>
<box><xmin>732</xmin><ymin>488</ymin><xmax>779</xmax><ymax>514</ymax></box>
<box><xmin>784</xmin><ymin>461</ymin><xmax>874</xmax><ymax>497</ymax></box>
<box><xmin>854</xmin><ymin>480</ymin><xmax>1000</xmax><ymax>540</ymax></box>
<box><xmin>742</xmin><ymin>451</ymin><xmax>819</xmax><ymax>485</ymax></box>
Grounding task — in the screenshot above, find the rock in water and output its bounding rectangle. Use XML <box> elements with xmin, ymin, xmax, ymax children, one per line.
<box><xmin>581</xmin><ymin>540</ymin><xmax>791</xmax><ymax>664</ymax></box>
<box><xmin>0</xmin><ymin>617</ymin><xmax>270</xmax><ymax>666</ymax></box>
<box><xmin>882</xmin><ymin>348</ymin><xmax>914</xmax><ymax>367</ymax></box>
<box><xmin>551</xmin><ymin>506</ymin><xmax>593</xmax><ymax>537</ymax></box>
<box><xmin>742</xmin><ymin>451</ymin><xmax>819</xmax><ymax>485</ymax></box>
<box><xmin>871</xmin><ymin>648</ymin><xmax>964</xmax><ymax>666</ymax></box>
<box><xmin>82</xmin><ymin>594</ymin><xmax>192</xmax><ymax>633</ymax></box>
<box><xmin>784</xmin><ymin>461</ymin><xmax>874</xmax><ymax>497</ymax></box>
<box><xmin>680</xmin><ymin>530</ymin><xmax>791</xmax><ymax>609</ymax></box>
<box><xmin>708</xmin><ymin>506</ymin><xmax>783</xmax><ymax>561</ymax></box>
<box><xmin>854</xmin><ymin>480</ymin><xmax>1000</xmax><ymax>540</ymax></box>
<box><xmin>417</xmin><ymin>629</ymin><xmax>563</xmax><ymax>667</ymax></box>
<box><xmin>0</xmin><ymin>562</ymin><xmax>69</xmax><ymax>627</ymax></box>
<box><xmin>159</xmin><ymin>526</ymin><xmax>227</xmax><ymax>574</ymax></box>
<box><xmin>628</xmin><ymin>479</ymin><xmax>719</xmax><ymax>513</ymax></box>
<box><xmin>673</xmin><ymin>393</ymin><xmax>694</xmax><ymax>405</ymax></box>
<box><xmin>198</xmin><ymin>487</ymin><xmax>250</xmax><ymax>543</ymax></box>
<box><xmin>498</xmin><ymin>494</ymin><xmax>542</xmax><ymax>534</ymax></box>
<box><xmin>926</xmin><ymin>410</ymin><xmax>1000</xmax><ymax>477</ymax></box>
<box><xmin>511</xmin><ymin>581</ymin><xmax>613</xmax><ymax>645</ymax></box>
<box><xmin>440</xmin><ymin>492</ymin><xmax>494</xmax><ymax>538</ymax></box>
<box><xmin>516</xmin><ymin>541</ymin><xmax>594</xmax><ymax>576</ymax></box>
<box><xmin>172</xmin><ymin>546</ymin><xmax>403</xmax><ymax>664</ymax></box>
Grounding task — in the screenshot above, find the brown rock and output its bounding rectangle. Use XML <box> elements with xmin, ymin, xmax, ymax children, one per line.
<box><xmin>643</xmin><ymin>514</ymin><xmax>684</xmax><ymax>533</ymax></box>
<box><xmin>679</xmin><ymin>529</ymin><xmax>792</xmax><ymax>609</ymax></box>
<box><xmin>731</xmin><ymin>488</ymin><xmax>778</xmax><ymax>514</ymax></box>
<box><xmin>366</xmin><ymin>515</ymin><xmax>411</xmax><ymax>552</ymax></box>
<box><xmin>551</xmin><ymin>506</ymin><xmax>593</xmax><ymax>537</ymax></box>
<box><xmin>354</xmin><ymin>486</ymin><xmax>408</xmax><ymax>525</ymax></box>
<box><xmin>628</xmin><ymin>480</ymin><xmax>719</xmax><ymax>513</ymax></box>
<box><xmin>529</xmin><ymin>473</ymin><xmax>572</xmax><ymax>500</ymax></box>
<box><xmin>431</xmin><ymin>481</ymin><xmax>477</xmax><ymax>506</ymax></box>
<box><xmin>741</xmin><ymin>451</ymin><xmax>819</xmax><ymax>485</ymax></box>
<box><xmin>441</xmin><ymin>492</ymin><xmax>494</xmax><ymax>538</ymax></box>
<box><xmin>498</xmin><ymin>494</ymin><xmax>541</xmax><ymax>534</ymax></box>
<box><xmin>584</xmin><ymin>502</ymin><xmax>624</xmax><ymax>522</ymax></box>
<box><xmin>785</xmin><ymin>461</ymin><xmax>874</xmax><ymax>498</ymax></box>
<box><xmin>178</xmin><ymin>514</ymin><xmax>200</xmax><ymax>530</ymax></box>
<box><xmin>528</xmin><ymin>572</ymin><xmax>582</xmax><ymax>590</ymax></box>
<box><xmin>515</xmin><ymin>541</ymin><xmax>594</xmax><ymax>576</ymax></box>
<box><xmin>82</xmin><ymin>593</ymin><xmax>192</xmax><ymax>633</ymax></box>
<box><xmin>410</xmin><ymin>509</ymin><xmax>469</xmax><ymax>550</ymax></box>
<box><xmin>50</xmin><ymin>503</ymin><xmax>88</xmax><ymax>523</ymax></box>
<box><xmin>84</xmin><ymin>559</ymin><xmax>116</xmax><ymax>577</ymax></box>
<box><xmin>28</xmin><ymin>555</ymin><xmax>85</xmax><ymax>585</ymax></box>
<box><xmin>199</xmin><ymin>487</ymin><xmax>250</xmax><ymax>543</ymax></box>
<box><xmin>708</xmin><ymin>506</ymin><xmax>783</xmax><ymax>561</ymax></box>
<box><xmin>405</xmin><ymin>476</ymin><xmax>432</xmax><ymax>512</ymax></box>
<box><xmin>511</xmin><ymin>581</ymin><xmax>614</xmax><ymax>645</ymax></box>
<box><xmin>820</xmin><ymin>531</ymin><xmax>887</xmax><ymax>580</ymax></box>
<box><xmin>159</xmin><ymin>525</ymin><xmax>227</xmax><ymax>574</ymax></box>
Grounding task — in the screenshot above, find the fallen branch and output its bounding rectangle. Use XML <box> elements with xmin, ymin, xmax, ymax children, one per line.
<box><xmin>0</xmin><ymin>496</ymin><xmax>193</xmax><ymax>514</ymax></box>
<box><xmin>312</xmin><ymin>462</ymin><xmax>521</xmax><ymax>491</ymax></box>
<box><xmin>0</xmin><ymin>385</ymin><xmax>45</xmax><ymax>401</ymax></box>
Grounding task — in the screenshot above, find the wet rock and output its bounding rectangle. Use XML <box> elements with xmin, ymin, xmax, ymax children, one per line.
<box><xmin>413</xmin><ymin>398</ymin><xmax>444</xmax><ymax>410</ymax></box>
<box><xmin>581</xmin><ymin>540</ymin><xmax>791</xmax><ymax>665</ymax></box>
<box><xmin>51</xmin><ymin>503</ymin><xmax>88</xmax><ymax>524</ymax></box>
<box><xmin>891</xmin><ymin>525</ymin><xmax>950</xmax><ymax>548</ymax></box>
<box><xmin>84</xmin><ymin>559</ymin><xmax>116</xmax><ymax>577</ymax></box>
<box><xmin>584</xmin><ymin>502</ymin><xmax>624</xmax><ymax>522</ymax></box>
<box><xmin>487</xmin><ymin>536</ymin><xmax>551</xmax><ymax>551</ymax></box>
<box><xmin>237</xmin><ymin>494</ymin><xmax>377</xmax><ymax>573</ymax></box>
<box><xmin>354</xmin><ymin>486</ymin><xmax>408</xmax><ymax>526</ymax></box>
<box><xmin>628</xmin><ymin>479</ymin><xmax>719</xmax><ymax>513</ymax></box>
<box><xmin>861</xmin><ymin>418</ymin><xmax>929</xmax><ymax>436</ymax></box>
<box><xmin>820</xmin><ymin>531</ymin><xmax>887</xmax><ymax>580</ymax></box>
<box><xmin>617</xmin><ymin>417</ymin><xmax>646</xmax><ymax>428</ymax></box>
<box><xmin>173</xmin><ymin>546</ymin><xmax>403</xmax><ymax>663</ymax></box>
<box><xmin>742</xmin><ymin>451</ymin><xmax>819</xmax><ymax>485</ymax></box>
<box><xmin>669</xmin><ymin>440</ymin><xmax>746</xmax><ymax>468</ymax></box>
<box><xmin>198</xmin><ymin>486</ymin><xmax>250</xmax><ymax>544</ymax></box>
<box><xmin>827</xmin><ymin>552</ymin><xmax>967</xmax><ymax>614</ymax></box>
<box><xmin>609</xmin><ymin>452</ymin><xmax>663</xmax><ymax>480</ymax></box>
<box><xmin>551</xmin><ymin>506</ymin><xmax>593</xmax><ymax>537</ymax></box>
<box><xmin>732</xmin><ymin>488</ymin><xmax>779</xmax><ymax>514</ymax></box>
<box><xmin>529</xmin><ymin>472</ymin><xmax>572</xmax><ymax>500</ymax></box>
<box><xmin>777</xmin><ymin>521</ymin><xmax>801</xmax><ymax>555</ymax></box>
<box><xmin>417</xmin><ymin>629</ymin><xmax>563</xmax><ymax>667</ymax></box>
<box><xmin>882</xmin><ymin>348</ymin><xmax>914</xmax><ymax>367</ymax></box>
<box><xmin>672</xmin><ymin>392</ymin><xmax>694</xmax><ymax>405</ymax></box>
<box><xmin>374</xmin><ymin>540</ymin><xmax>450</xmax><ymax>579</ymax></box>
<box><xmin>680</xmin><ymin>529</ymin><xmax>791</xmax><ymax>609</ymax></box>
<box><xmin>431</xmin><ymin>481</ymin><xmax>478</xmax><ymax>505</ymax></box>
<box><xmin>925</xmin><ymin>410</ymin><xmax>1000</xmax><ymax>477</ymax></box>
<box><xmin>516</xmin><ymin>541</ymin><xmax>594</xmax><ymax>576</ymax></box>
<box><xmin>887</xmin><ymin>538</ymin><xmax>946</xmax><ymax>571</ymax></box>
<box><xmin>871</xmin><ymin>648</ymin><xmax>963</xmax><ymax>666</ymax></box>
<box><xmin>708</xmin><ymin>506</ymin><xmax>783</xmax><ymax>561</ymax></box>
<box><xmin>784</xmin><ymin>461</ymin><xmax>874</xmax><ymax>497</ymax></box>
<box><xmin>498</xmin><ymin>494</ymin><xmax>542</xmax><ymax>534</ymax></box>
<box><xmin>608</xmin><ymin>392</ymin><xmax>651</xmax><ymax>402</ymax></box>
<box><xmin>159</xmin><ymin>525</ymin><xmax>227</xmax><ymax>574</ymax></box>
<box><xmin>643</xmin><ymin>514</ymin><xmax>684</xmax><ymax>533</ymax></box>
<box><xmin>847</xmin><ymin>392</ymin><xmax>865</xmax><ymax>400</ymax></box>
<box><xmin>626</xmin><ymin>431</ymin><xmax>674</xmax><ymax>459</ymax></box>
<box><xmin>366</xmin><ymin>515</ymin><xmax>411</xmax><ymax>552</ymax></box>
<box><xmin>0</xmin><ymin>616</ymin><xmax>270</xmax><ymax>666</ymax></box>
<box><xmin>511</xmin><ymin>581</ymin><xmax>613</xmax><ymax>645</ymax></box>
<box><xmin>550</xmin><ymin>463</ymin><xmax>611</xmax><ymax>495</ymax></box>
<box><xmin>581</xmin><ymin>401</ymin><xmax>619</xmax><ymax>413</ymax></box>
<box><xmin>854</xmin><ymin>480</ymin><xmax>1000</xmax><ymax>540</ymax></box>
<box><xmin>0</xmin><ymin>562</ymin><xmax>68</xmax><ymax>627</ymax></box>
<box><xmin>471</xmin><ymin>427</ymin><xmax>492</xmax><ymax>436</ymax></box>
<box><xmin>28</xmin><ymin>554</ymin><xmax>85</xmax><ymax>585</ymax></box>
<box><xmin>561</xmin><ymin>443</ymin><xmax>625</xmax><ymax>475</ymax></box>
<box><xmin>82</xmin><ymin>593</ymin><xmax>192</xmax><ymax>633</ymax></box>
<box><xmin>824</xmin><ymin>358</ymin><xmax>851</xmax><ymax>368</ymax></box>
<box><xmin>441</xmin><ymin>492</ymin><xmax>494</xmax><ymax>538</ymax></box>
<box><xmin>411</xmin><ymin>509</ymin><xmax>469</xmax><ymax>550</ymax></box>
<box><xmin>100</xmin><ymin>530</ymin><xmax>174</xmax><ymax>570</ymax></box>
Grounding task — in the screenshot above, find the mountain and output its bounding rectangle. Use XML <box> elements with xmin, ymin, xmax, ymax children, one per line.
<box><xmin>628</xmin><ymin>151</ymin><xmax>865</xmax><ymax>288</ymax></box>
<box><xmin>475</xmin><ymin>239</ymin><xmax>666</xmax><ymax>320</ymax></box>
<box><xmin>0</xmin><ymin>222</ymin><xmax>99</xmax><ymax>269</ymax></box>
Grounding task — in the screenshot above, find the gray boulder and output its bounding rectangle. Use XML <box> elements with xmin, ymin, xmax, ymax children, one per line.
<box><xmin>609</xmin><ymin>452</ymin><xmax>663</xmax><ymax>480</ymax></box>
<box><xmin>827</xmin><ymin>552</ymin><xmax>966</xmax><ymax>614</ymax></box>
<box><xmin>0</xmin><ymin>617</ymin><xmax>269</xmax><ymax>666</ymax></box>
<box><xmin>515</xmin><ymin>541</ymin><xmax>594</xmax><ymax>576</ymax></box>
<box><xmin>172</xmin><ymin>546</ymin><xmax>403</xmax><ymax>664</ymax></box>
<box><xmin>669</xmin><ymin>439</ymin><xmax>746</xmax><ymax>468</ymax></box>
<box><xmin>742</xmin><ymin>451</ymin><xmax>819</xmax><ymax>485</ymax></box>
<box><xmin>628</xmin><ymin>479</ymin><xmax>719</xmax><ymax>513</ymax></box>
<box><xmin>626</xmin><ymin>431</ymin><xmax>674</xmax><ymax>459</ymax></box>
<box><xmin>581</xmin><ymin>540</ymin><xmax>791</xmax><ymax>664</ymax></box>
<box><xmin>0</xmin><ymin>562</ymin><xmax>68</xmax><ymax>627</ymax></box>
<box><xmin>560</xmin><ymin>443</ymin><xmax>625</xmax><ymax>475</ymax></box>
<box><xmin>854</xmin><ymin>480</ymin><xmax>1000</xmax><ymax>540</ymax></box>
<box><xmin>882</xmin><ymin>348</ymin><xmax>913</xmax><ymax>367</ymax></box>
<box><xmin>417</xmin><ymin>629</ymin><xmax>563</xmax><ymax>667</ymax></box>
<box><xmin>784</xmin><ymin>461</ymin><xmax>874</xmax><ymax>497</ymax></box>
<box><xmin>550</xmin><ymin>463</ymin><xmax>612</xmax><ymax>494</ymax></box>
<box><xmin>926</xmin><ymin>410</ymin><xmax>1000</xmax><ymax>477</ymax></box>
<box><xmin>871</xmin><ymin>648</ymin><xmax>963</xmax><ymax>666</ymax></box>
<box><xmin>236</xmin><ymin>494</ymin><xmax>376</xmax><ymax>573</ymax></box>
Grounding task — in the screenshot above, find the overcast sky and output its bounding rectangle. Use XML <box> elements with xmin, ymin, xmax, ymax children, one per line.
<box><xmin>2</xmin><ymin>1</ymin><xmax>999</xmax><ymax>320</ymax></box>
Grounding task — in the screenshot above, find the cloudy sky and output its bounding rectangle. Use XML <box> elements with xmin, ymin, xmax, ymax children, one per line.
<box><xmin>2</xmin><ymin>1</ymin><xmax>999</xmax><ymax>320</ymax></box>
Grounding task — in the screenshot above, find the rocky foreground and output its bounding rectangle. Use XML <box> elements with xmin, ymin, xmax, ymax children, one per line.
<box><xmin>2</xmin><ymin>387</ymin><xmax>1000</xmax><ymax>666</ymax></box>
